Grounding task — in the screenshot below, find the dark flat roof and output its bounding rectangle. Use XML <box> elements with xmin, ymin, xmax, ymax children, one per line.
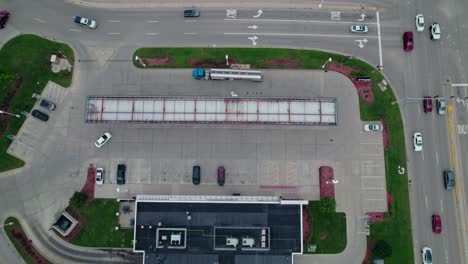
<box><xmin>135</xmin><ymin>202</ymin><xmax>301</xmax><ymax>264</ymax></box>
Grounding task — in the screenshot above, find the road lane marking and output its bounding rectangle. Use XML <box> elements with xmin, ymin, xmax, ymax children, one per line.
<box><xmin>146</xmin><ymin>20</ymin><xmax>159</xmax><ymax>23</ymax></box>
<box><xmin>376</xmin><ymin>11</ymin><xmax>383</xmax><ymax>67</ymax></box>
<box><xmin>107</xmin><ymin>32</ymin><xmax>121</xmax><ymax>35</ymax></box>
<box><xmin>452</xmin><ymin>83</ymin><xmax>468</xmax><ymax>87</ymax></box>
<box><xmin>184</xmin><ymin>33</ymin><xmax>197</xmax><ymax>35</ymax></box>
<box><xmin>34</xmin><ymin>18</ymin><xmax>46</xmax><ymax>23</ymax></box>
<box><xmin>425</xmin><ymin>195</ymin><xmax>428</xmax><ymax>208</ymax></box>
<box><xmin>108</xmin><ymin>20</ymin><xmax>120</xmax><ymax>22</ymax></box>
<box><xmin>224</xmin><ymin>32</ymin><xmax>379</xmax><ymax>38</ymax></box>
<box><xmin>436</xmin><ymin>151</ymin><xmax>439</xmax><ymax>167</ymax></box>
<box><xmin>69</xmin><ymin>28</ymin><xmax>81</xmax><ymax>32</ymax></box>
<box><xmin>224</xmin><ymin>18</ymin><xmax>377</xmax><ymax>25</ymax></box>
<box><xmin>145</xmin><ymin>33</ymin><xmax>159</xmax><ymax>35</ymax></box>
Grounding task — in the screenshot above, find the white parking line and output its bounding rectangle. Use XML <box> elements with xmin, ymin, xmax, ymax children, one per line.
<box><xmin>108</xmin><ymin>20</ymin><xmax>120</xmax><ymax>22</ymax></box>
<box><xmin>34</xmin><ymin>18</ymin><xmax>46</xmax><ymax>23</ymax></box>
<box><xmin>440</xmin><ymin>199</ymin><xmax>444</xmax><ymax>212</ymax></box>
<box><xmin>224</xmin><ymin>32</ymin><xmax>379</xmax><ymax>38</ymax></box>
<box><xmin>184</xmin><ymin>20</ymin><xmax>197</xmax><ymax>22</ymax></box>
<box><xmin>225</xmin><ymin>18</ymin><xmax>377</xmax><ymax>25</ymax></box>
<box><xmin>145</xmin><ymin>33</ymin><xmax>159</xmax><ymax>35</ymax></box>
<box><xmin>184</xmin><ymin>33</ymin><xmax>197</xmax><ymax>35</ymax></box>
<box><xmin>436</xmin><ymin>151</ymin><xmax>439</xmax><ymax>167</ymax></box>
<box><xmin>69</xmin><ymin>28</ymin><xmax>81</xmax><ymax>32</ymax></box>
<box><xmin>107</xmin><ymin>32</ymin><xmax>121</xmax><ymax>35</ymax></box>
<box><xmin>425</xmin><ymin>195</ymin><xmax>428</xmax><ymax>208</ymax></box>
<box><xmin>376</xmin><ymin>12</ymin><xmax>383</xmax><ymax>67</ymax></box>
<box><xmin>146</xmin><ymin>20</ymin><xmax>159</xmax><ymax>23</ymax></box>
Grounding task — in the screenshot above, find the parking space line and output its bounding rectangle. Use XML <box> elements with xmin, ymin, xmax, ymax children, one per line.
<box><xmin>108</xmin><ymin>20</ymin><xmax>120</xmax><ymax>22</ymax></box>
<box><xmin>441</xmin><ymin>199</ymin><xmax>444</xmax><ymax>212</ymax></box>
<box><xmin>108</xmin><ymin>32</ymin><xmax>121</xmax><ymax>35</ymax></box>
<box><xmin>361</xmin><ymin>176</ymin><xmax>385</xmax><ymax>178</ymax></box>
<box><xmin>146</xmin><ymin>20</ymin><xmax>159</xmax><ymax>23</ymax></box>
<box><xmin>362</xmin><ymin>187</ymin><xmax>385</xmax><ymax>190</ymax></box>
<box><xmin>425</xmin><ymin>195</ymin><xmax>428</xmax><ymax>208</ymax></box>
<box><xmin>184</xmin><ymin>33</ymin><xmax>197</xmax><ymax>35</ymax></box>
<box><xmin>69</xmin><ymin>28</ymin><xmax>81</xmax><ymax>32</ymax></box>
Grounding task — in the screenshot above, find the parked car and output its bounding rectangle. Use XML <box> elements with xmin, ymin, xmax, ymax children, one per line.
<box><xmin>0</xmin><ymin>10</ymin><xmax>10</xmax><ymax>29</ymax></box>
<box><xmin>39</xmin><ymin>99</ymin><xmax>56</xmax><ymax>111</ymax></box>
<box><xmin>423</xmin><ymin>96</ymin><xmax>433</xmax><ymax>113</ymax></box>
<box><xmin>430</xmin><ymin>22</ymin><xmax>440</xmax><ymax>40</ymax></box>
<box><xmin>413</xmin><ymin>132</ymin><xmax>423</xmax><ymax>152</ymax></box>
<box><xmin>444</xmin><ymin>170</ymin><xmax>455</xmax><ymax>191</ymax></box>
<box><xmin>117</xmin><ymin>164</ymin><xmax>126</xmax><ymax>185</ymax></box>
<box><xmin>74</xmin><ymin>16</ymin><xmax>97</xmax><ymax>29</ymax></box>
<box><xmin>184</xmin><ymin>9</ymin><xmax>200</xmax><ymax>17</ymax></box>
<box><xmin>421</xmin><ymin>247</ymin><xmax>433</xmax><ymax>264</ymax></box>
<box><xmin>217</xmin><ymin>166</ymin><xmax>225</xmax><ymax>186</ymax></box>
<box><xmin>350</xmin><ymin>25</ymin><xmax>368</xmax><ymax>33</ymax></box>
<box><xmin>31</xmin><ymin>109</ymin><xmax>49</xmax><ymax>122</ymax></box>
<box><xmin>431</xmin><ymin>214</ymin><xmax>442</xmax><ymax>234</ymax></box>
<box><xmin>437</xmin><ymin>98</ymin><xmax>446</xmax><ymax>115</ymax></box>
<box><xmin>415</xmin><ymin>14</ymin><xmax>425</xmax><ymax>32</ymax></box>
<box><xmin>403</xmin><ymin>31</ymin><xmax>414</xmax><ymax>51</ymax></box>
<box><xmin>94</xmin><ymin>132</ymin><xmax>112</xmax><ymax>148</ymax></box>
<box><xmin>364</xmin><ymin>124</ymin><xmax>383</xmax><ymax>132</ymax></box>
<box><xmin>96</xmin><ymin>168</ymin><xmax>104</xmax><ymax>185</ymax></box>
<box><xmin>192</xmin><ymin>166</ymin><xmax>201</xmax><ymax>185</ymax></box>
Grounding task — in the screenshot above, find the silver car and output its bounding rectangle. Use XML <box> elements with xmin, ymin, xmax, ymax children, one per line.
<box><xmin>94</xmin><ymin>132</ymin><xmax>112</xmax><ymax>148</ymax></box>
<box><xmin>96</xmin><ymin>168</ymin><xmax>104</xmax><ymax>185</ymax></box>
<box><xmin>437</xmin><ymin>98</ymin><xmax>446</xmax><ymax>115</ymax></box>
<box><xmin>415</xmin><ymin>14</ymin><xmax>425</xmax><ymax>32</ymax></box>
<box><xmin>364</xmin><ymin>124</ymin><xmax>383</xmax><ymax>132</ymax></box>
<box><xmin>413</xmin><ymin>132</ymin><xmax>423</xmax><ymax>152</ymax></box>
<box><xmin>350</xmin><ymin>25</ymin><xmax>368</xmax><ymax>33</ymax></box>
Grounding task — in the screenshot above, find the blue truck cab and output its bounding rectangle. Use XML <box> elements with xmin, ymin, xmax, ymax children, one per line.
<box><xmin>192</xmin><ymin>68</ymin><xmax>205</xmax><ymax>79</ymax></box>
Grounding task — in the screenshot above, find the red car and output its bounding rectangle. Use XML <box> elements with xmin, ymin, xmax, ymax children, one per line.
<box><xmin>403</xmin><ymin>31</ymin><xmax>414</xmax><ymax>51</ymax></box>
<box><xmin>0</xmin><ymin>11</ymin><xmax>10</xmax><ymax>29</ymax></box>
<box><xmin>423</xmin><ymin>96</ymin><xmax>433</xmax><ymax>113</ymax></box>
<box><xmin>432</xmin><ymin>214</ymin><xmax>442</xmax><ymax>234</ymax></box>
<box><xmin>217</xmin><ymin>166</ymin><xmax>225</xmax><ymax>186</ymax></box>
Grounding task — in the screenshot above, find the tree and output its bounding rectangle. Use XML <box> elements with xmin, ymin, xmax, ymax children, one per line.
<box><xmin>372</xmin><ymin>240</ymin><xmax>392</xmax><ymax>258</ymax></box>
<box><xmin>319</xmin><ymin>197</ymin><xmax>336</xmax><ymax>214</ymax></box>
<box><xmin>69</xmin><ymin>192</ymin><xmax>88</xmax><ymax>208</ymax></box>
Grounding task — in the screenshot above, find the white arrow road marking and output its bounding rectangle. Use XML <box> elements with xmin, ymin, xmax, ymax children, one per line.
<box><xmin>253</xmin><ymin>10</ymin><xmax>263</xmax><ymax>18</ymax></box>
<box><xmin>355</xmin><ymin>38</ymin><xmax>368</xmax><ymax>48</ymax></box>
<box><xmin>34</xmin><ymin>18</ymin><xmax>46</xmax><ymax>23</ymax></box>
<box><xmin>357</xmin><ymin>14</ymin><xmax>366</xmax><ymax>21</ymax></box>
<box><xmin>248</xmin><ymin>25</ymin><xmax>258</xmax><ymax>29</ymax></box>
<box><xmin>456</xmin><ymin>97</ymin><xmax>466</xmax><ymax>105</ymax></box>
<box><xmin>248</xmin><ymin>36</ymin><xmax>258</xmax><ymax>46</ymax></box>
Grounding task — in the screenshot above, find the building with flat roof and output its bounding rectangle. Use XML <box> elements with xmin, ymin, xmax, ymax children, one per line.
<box><xmin>133</xmin><ymin>195</ymin><xmax>307</xmax><ymax>264</ymax></box>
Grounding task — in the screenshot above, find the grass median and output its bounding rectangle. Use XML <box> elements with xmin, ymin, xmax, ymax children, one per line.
<box><xmin>133</xmin><ymin>47</ymin><xmax>413</xmax><ymax>262</ymax></box>
<box><xmin>70</xmin><ymin>199</ymin><xmax>133</xmax><ymax>248</ymax></box>
<box><xmin>0</xmin><ymin>34</ymin><xmax>74</xmax><ymax>173</ymax></box>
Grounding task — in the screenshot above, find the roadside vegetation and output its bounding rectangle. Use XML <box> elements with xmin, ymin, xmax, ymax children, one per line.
<box><xmin>133</xmin><ymin>47</ymin><xmax>413</xmax><ymax>262</ymax></box>
<box><xmin>70</xmin><ymin>199</ymin><xmax>133</xmax><ymax>248</ymax></box>
<box><xmin>0</xmin><ymin>34</ymin><xmax>74</xmax><ymax>173</ymax></box>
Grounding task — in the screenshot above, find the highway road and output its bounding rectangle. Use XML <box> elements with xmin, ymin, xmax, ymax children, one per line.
<box><xmin>1</xmin><ymin>0</ymin><xmax>468</xmax><ymax>263</ymax></box>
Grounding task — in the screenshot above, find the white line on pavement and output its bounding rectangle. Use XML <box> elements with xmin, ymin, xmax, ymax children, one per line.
<box><xmin>146</xmin><ymin>20</ymin><xmax>159</xmax><ymax>23</ymax></box>
<box><xmin>145</xmin><ymin>33</ymin><xmax>159</xmax><ymax>35</ymax></box>
<box><xmin>422</xmin><ymin>149</ymin><xmax>425</xmax><ymax>160</ymax></box>
<box><xmin>224</xmin><ymin>18</ymin><xmax>377</xmax><ymax>25</ymax></box>
<box><xmin>361</xmin><ymin>187</ymin><xmax>385</xmax><ymax>190</ymax></box>
<box><xmin>361</xmin><ymin>176</ymin><xmax>385</xmax><ymax>178</ymax></box>
<box><xmin>436</xmin><ymin>151</ymin><xmax>439</xmax><ymax>167</ymax></box>
<box><xmin>185</xmin><ymin>20</ymin><xmax>197</xmax><ymax>22</ymax></box>
<box><xmin>107</xmin><ymin>32</ymin><xmax>121</xmax><ymax>35</ymax></box>
<box><xmin>441</xmin><ymin>199</ymin><xmax>444</xmax><ymax>212</ymax></box>
<box><xmin>184</xmin><ymin>33</ymin><xmax>197</xmax><ymax>35</ymax></box>
<box><xmin>69</xmin><ymin>28</ymin><xmax>81</xmax><ymax>32</ymax></box>
<box><xmin>108</xmin><ymin>20</ymin><xmax>120</xmax><ymax>22</ymax></box>
<box><xmin>34</xmin><ymin>18</ymin><xmax>46</xmax><ymax>23</ymax></box>
<box><xmin>451</xmin><ymin>83</ymin><xmax>468</xmax><ymax>87</ymax></box>
<box><xmin>224</xmin><ymin>32</ymin><xmax>379</xmax><ymax>38</ymax></box>
<box><xmin>425</xmin><ymin>195</ymin><xmax>428</xmax><ymax>208</ymax></box>
<box><xmin>376</xmin><ymin>12</ymin><xmax>383</xmax><ymax>67</ymax></box>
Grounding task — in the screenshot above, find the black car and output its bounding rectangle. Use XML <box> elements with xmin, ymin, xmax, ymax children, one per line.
<box><xmin>40</xmin><ymin>99</ymin><xmax>56</xmax><ymax>111</ymax></box>
<box><xmin>31</xmin><ymin>110</ymin><xmax>49</xmax><ymax>122</ymax></box>
<box><xmin>0</xmin><ymin>11</ymin><xmax>10</xmax><ymax>29</ymax></box>
<box><xmin>444</xmin><ymin>170</ymin><xmax>455</xmax><ymax>191</ymax></box>
<box><xmin>184</xmin><ymin>9</ymin><xmax>200</xmax><ymax>17</ymax></box>
<box><xmin>117</xmin><ymin>164</ymin><xmax>126</xmax><ymax>185</ymax></box>
<box><xmin>192</xmin><ymin>166</ymin><xmax>200</xmax><ymax>185</ymax></box>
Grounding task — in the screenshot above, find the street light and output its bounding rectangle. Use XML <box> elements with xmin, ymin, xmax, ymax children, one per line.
<box><xmin>0</xmin><ymin>110</ymin><xmax>20</xmax><ymax>118</ymax></box>
<box><xmin>321</xmin><ymin>57</ymin><xmax>332</xmax><ymax>69</ymax></box>
<box><xmin>225</xmin><ymin>55</ymin><xmax>229</xmax><ymax>66</ymax></box>
<box><xmin>1</xmin><ymin>222</ymin><xmax>14</xmax><ymax>228</ymax></box>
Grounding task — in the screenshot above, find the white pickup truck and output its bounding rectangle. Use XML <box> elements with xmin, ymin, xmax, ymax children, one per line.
<box><xmin>74</xmin><ymin>16</ymin><xmax>97</xmax><ymax>29</ymax></box>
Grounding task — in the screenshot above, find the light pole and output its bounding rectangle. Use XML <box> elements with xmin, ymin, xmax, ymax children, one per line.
<box><xmin>321</xmin><ymin>57</ymin><xmax>332</xmax><ymax>69</ymax></box>
<box><xmin>0</xmin><ymin>110</ymin><xmax>20</xmax><ymax>118</ymax></box>
<box><xmin>225</xmin><ymin>55</ymin><xmax>229</xmax><ymax>66</ymax></box>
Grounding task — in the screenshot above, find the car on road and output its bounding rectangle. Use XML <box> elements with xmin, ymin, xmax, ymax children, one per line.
<box><xmin>403</xmin><ymin>31</ymin><xmax>414</xmax><ymax>51</ymax></box>
<box><xmin>0</xmin><ymin>10</ymin><xmax>10</xmax><ymax>29</ymax></box>
<box><xmin>94</xmin><ymin>132</ymin><xmax>112</xmax><ymax>148</ymax></box>
<box><xmin>421</xmin><ymin>247</ymin><xmax>432</xmax><ymax>264</ymax></box>
<box><xmin>31</xmin><ymin>109</ymin><xmax>49</xmax><ymax>122</ymax></box>
<box><xmin>413</xmin><ymin>132</ymin><xmax>423</xmax><ymax>152</ymax></box>
<box><xmin>74</xmin><ymin>16</ymin><xmax>97</xmax><ymax>29</ymax></box>
<box><xmin>350</xmin><ymin>25</ymin><xmax>368</xmax><ymax>33</ymax></box>
<box><xmin>117</xmin><ymin>164</ymin><xmax>126</xmax><ymax>185</ymax></box>
<box><xmin>423</xmin><ymin>96</ymin><xmax>433</xmax><ymax>113</ymax></box>
<box><xmin>444</xmin><ymin>170</ymin><xmax>455</xmax><ymax>191</ymax></box>
<box><xmin>431</xmin><ymin>214</ymin><xmax>442</xmax><ymax>234</ymax></box>
<box><xmin>96</xmin><ymin>168</ymin><xmax>104</xmax><ymax>185</ymax></box>
<box><xmin>184</xmin><ymin>9</ymin><xmax>200</xmax><ymax>17</ymax></box>
<box><xmin>437</xmin><ymin>98</ymin><xmax>446</xmax><ymax>115</ymax></box>
<box><xmin>364</xmin><ymin>124</ymin><xmax>383</xmax><ymax>132</ymax></box>
<box><xmin>430</xmin><ymin>22</ymin><xmax>441</xmax><ymax>40</ymax></box>
<box><xmin>39</xmin><ymin>99</ymin><xmax>56</xmax><ymax>111</ymax></box>
<box><xmin>415</xmin><ymin>14</ymin><xmax>425</xmax><ymax>32</ymax></box>
<box><xmin>217</xmin><ymin>166</ymin><xmax>225</xmax><ymax>186</ymax></box>
<box><xmin>192</xmin><ymin>165</ymin><xmax>201</xmax><ymax>185</ymax></box>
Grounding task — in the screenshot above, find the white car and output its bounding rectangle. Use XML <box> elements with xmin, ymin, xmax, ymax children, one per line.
<box><xmin>350</xmin><ymin>25</ymin><xmax>368</xmax><ymax>33</ymax></box>
<box><xmin>413</xmin><ymin>132</ymin><xmax>423</xmax><ymax>152</ymax></box>
<box><xmin>94</xmin><ymin>132</ymin><xmax>112</xmax><ymax>148</ymax></box>
<box><xmin>422</xmin><ymin>247</ymin><xmax>432</xmax><ymax>264</ymax></box>
<box><xmin>430</xmin><ymin>23</ymin><xmax>440</xmax><ymax>40</ymax></box>
<box><xmin>437</xmin><ymin>98</ymin><xmax>446</xmax><ymax>115</ymax></box>
<box><xmin>364</xmin><ymin>124</ymin><xmax>383</xmax><ymax>132</ymax></box>
<box><xmin>415</xmin><ymin>14</ymin><xmax>425</xmax><ymax>32</ymax></box>
<box><xmin>96</xmin><ymin>168</ymin><xmax>104</xmax><ymax>185</ymax></box>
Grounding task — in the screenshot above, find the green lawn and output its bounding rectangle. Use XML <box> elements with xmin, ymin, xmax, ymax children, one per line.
<box><xmin>3</xmin><ymin>217</ymin><xmax>51</xmax><ymax>264</ymax></box>
<box><xmin>0</xmin><ymin>34</ymin><xmax>74</xmax><ymax>173</ymax></box>
<box><xmin>305</xmin><ymin>201</ymin><xmax>347</xmax><ymax>254</ymax></box>
<box><xmin>70</xmin><ymin>199</ymin><xmax>134</xmax><ymax>248</ymax></box>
